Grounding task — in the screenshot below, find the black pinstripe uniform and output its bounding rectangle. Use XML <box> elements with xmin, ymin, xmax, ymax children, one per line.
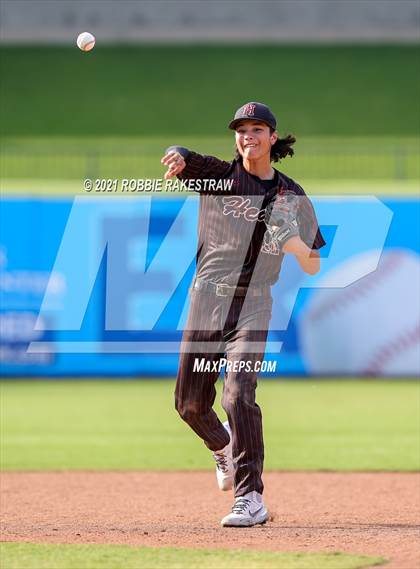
<box><xmin>174</xmin><ymin>150</ymin><xmax>325</xmax><ymax>497</ymax></box>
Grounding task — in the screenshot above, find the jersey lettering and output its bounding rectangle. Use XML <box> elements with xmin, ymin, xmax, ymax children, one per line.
<box><xmin>222</xmin><ymin>195</ymin><xmax>266</xmax><ymax>222</ymax></box>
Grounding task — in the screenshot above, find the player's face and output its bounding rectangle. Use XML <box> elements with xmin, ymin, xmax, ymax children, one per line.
<box><xmin>235</xmin><ymin>121</ymin><xmax>277</xmax><ymax>161</ymax></box>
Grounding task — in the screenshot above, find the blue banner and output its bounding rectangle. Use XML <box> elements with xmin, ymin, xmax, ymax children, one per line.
<box><xmin>1</xmin><ymin>196</ymin><xmax>419</xmax><ymax>377</ymax></box>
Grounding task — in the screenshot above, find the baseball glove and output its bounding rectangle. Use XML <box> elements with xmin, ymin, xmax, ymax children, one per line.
<box><xmin>264</xmin><ymin>190</ymin><xmax>300</xmax><ymax>249</ymax></box>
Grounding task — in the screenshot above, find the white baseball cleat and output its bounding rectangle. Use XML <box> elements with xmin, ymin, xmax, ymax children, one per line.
<box><xmin>221</xmin><ymin>491</ymin><xmax>269</xmax><ymax>527</ymax></box>
<box><xmin>212</xmin><ymin>420</ymin><xmax>233</xmax><ymax>491</ymax></box>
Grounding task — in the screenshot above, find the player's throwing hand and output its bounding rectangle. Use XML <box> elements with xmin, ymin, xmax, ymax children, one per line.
<box><xmin>161</xmin><ymin>151</ymin><xmax>186</xmax><ymax>179</ymax></box>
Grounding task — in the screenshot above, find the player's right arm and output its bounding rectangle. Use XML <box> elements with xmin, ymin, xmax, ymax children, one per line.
<box><xmin>161</xmin><ymin>146</ymin><xmax>232</xmax><ymax>180</ymax></box>
<box><xmin>161</xmin><ymin>148</ymin><xmax>188</xmax><ymax>180</ymax></box>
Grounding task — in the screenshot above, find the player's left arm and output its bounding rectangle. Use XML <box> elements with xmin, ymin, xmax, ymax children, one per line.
<box><xmin>282</xmin><ymin>236</ymin><xmax>321</xmax><ymax>275</ymax></box>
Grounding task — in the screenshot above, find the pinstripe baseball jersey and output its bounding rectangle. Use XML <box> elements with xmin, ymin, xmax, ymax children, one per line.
<box><xmin>176</xmin><ymin>151</ymin><xmax>326</xmax><ymax>287</ymax></box>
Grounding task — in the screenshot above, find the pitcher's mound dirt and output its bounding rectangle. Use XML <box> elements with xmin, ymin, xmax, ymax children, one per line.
<box><xmin>1</xmin><ymin>471</ymin><xmax>419</xmax><ymax>569</ymax></box>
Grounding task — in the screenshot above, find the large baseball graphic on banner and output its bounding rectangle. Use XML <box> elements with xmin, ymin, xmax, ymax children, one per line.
<box><xmin>298</xmin><ymin>249</ymin><xmax>420</xmax><ymax>376</ymax></box>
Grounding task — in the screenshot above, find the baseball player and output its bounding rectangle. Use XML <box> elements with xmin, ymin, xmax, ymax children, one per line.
<box><xmin>161</xmin><ymin>102</ymin><xmax>325</xmax><ymax>527</ymax></box>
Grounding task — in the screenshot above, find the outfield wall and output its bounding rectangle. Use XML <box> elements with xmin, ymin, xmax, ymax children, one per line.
<box><xmin>1</xmin><ymin>0</ymin><xmax>419</xmax><ymax>43</ymax></box>
<box><xmin>1</xmin><ymin>195</ymin><xmax>419</xmax><ymax>377</ymax></box>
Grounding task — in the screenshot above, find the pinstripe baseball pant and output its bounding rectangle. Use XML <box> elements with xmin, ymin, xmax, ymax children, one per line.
<box><xmin>175</xmin><ymin>285</ymin><xmax>273</xmax><ymax>497</ymax></box>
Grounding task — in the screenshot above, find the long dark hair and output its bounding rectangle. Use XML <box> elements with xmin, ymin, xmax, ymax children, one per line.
<box><xmin>234</xmin><ymin>130</ymin><xmax>296</xmax><ymax>163</ymax></box>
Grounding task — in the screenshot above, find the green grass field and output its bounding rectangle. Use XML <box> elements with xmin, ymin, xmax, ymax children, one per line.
<box><xmin>2</xmin><ymin>379</ymin><xmax>416</xmax><ymax>568</ymax></box>
<box><xmin>1</xmin><ymin>45</ymin><xmax>418</xmax><ymax>137</ymax></box>
<box><xmin>0</xmin><ymin>543</ymin><xmax>385</xmax><ymax>569</ymax></box>
<box><xmin>1</xmin><ymin>379</ymin><xmax>418</xmax><ymax>471</ymax></box>
<box><xmin>1</xmin><ymin>45</ymin><xmax>419</xmax><ymax>192</ymax></box>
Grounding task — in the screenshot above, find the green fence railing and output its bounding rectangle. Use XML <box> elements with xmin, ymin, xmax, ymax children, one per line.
<box><xmin>1</xmin><ymin>137</ymin><xmax>419</xmax><ymax>182</ymax></box>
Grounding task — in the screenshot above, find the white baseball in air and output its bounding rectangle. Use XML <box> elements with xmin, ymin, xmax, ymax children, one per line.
<box><xmin>77</xmin><ymin>32</ymin><xmax>96</xmax><ymax>52</ymax></box>
<box><xmin>298</xmin><ymin>249</ymin><xmax>420</xmax><ymax>376</ymax></box>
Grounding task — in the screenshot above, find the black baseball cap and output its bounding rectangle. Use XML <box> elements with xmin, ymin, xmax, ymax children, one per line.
<box><xmin>228</xmin><ymin>102</ymin><xmax>277</xmax><ymax>130</ymax></box>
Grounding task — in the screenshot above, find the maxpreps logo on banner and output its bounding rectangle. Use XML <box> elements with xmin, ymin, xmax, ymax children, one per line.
<box><xmin>24</xmin><ymin>195</ymin><xmax>395</xmax><ymax>356</ymax></box>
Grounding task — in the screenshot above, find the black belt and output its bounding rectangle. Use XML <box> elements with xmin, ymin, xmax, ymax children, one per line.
<box><xmin>191</xmin><ymin>278</ymin><xmax>268</xmax><ymax>297</ymax></box>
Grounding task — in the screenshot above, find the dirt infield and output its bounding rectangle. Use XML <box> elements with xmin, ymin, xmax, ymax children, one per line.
<box><xmin>1</xmin><ymin>471</ymin><xmax>419</xmax><ymax>569</ymax></box>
